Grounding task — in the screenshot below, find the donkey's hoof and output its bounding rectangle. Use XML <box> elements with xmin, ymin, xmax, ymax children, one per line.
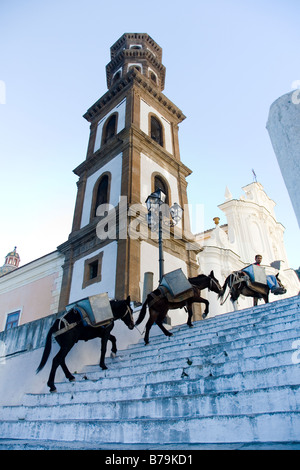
<box><xmin>110</xmin><ymin>352</ymin><xmax>116</xmax><ymax>359</ymax></box>
<box><xmin>49</xmin><ymin>387</ymin><xmax>57</xmax><ymax>393</ymax></box>
<box><xmin>101</xmin><ymin>365</ymin><xmax>108</xmax><ymax>370</ymax></box>
<box><xmin>68</xmin><ymin>376</ymin><xmax>75</xmax><ymax>382</ymax></box>
<box><xmin>187</xmin><ymin>323</ymin><xmax>194</xmax><ymax>328</ymax></box>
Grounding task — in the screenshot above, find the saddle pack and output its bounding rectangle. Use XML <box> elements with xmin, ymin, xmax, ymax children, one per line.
<box><xmin>54</xmin><ymin>293</ymin><xmax>114</xmax><ymax>338</ymax></box>
<box><xmin>66</xmin><ymin>293</ymin><xmax>114</xmax><ymax>327</ymax></box>
<box><xmin>159</xmin><ymin>269</ymin><xmax>194</xmax><ymax>303</ymax></box>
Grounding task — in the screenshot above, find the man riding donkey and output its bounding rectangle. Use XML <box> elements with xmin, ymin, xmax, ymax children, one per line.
<box><xmin>242</xmin><ymin>254</ymin><xmax>286</xmax><ymax>295</ymax></box>
<box><xmin>220</xmin><ymin>254</ymin><xmax>286</xmax><ymax>309</ymax></box>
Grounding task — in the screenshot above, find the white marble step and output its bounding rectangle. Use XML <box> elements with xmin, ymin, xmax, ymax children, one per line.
<box><xmin>22</xmin><ymin>362</ymin><xmax>300</xmax><ymax>408</ymax></box>
<box><xmin>34</xmin><ymin>343</ymin><xmax>298</xmax><ymax>398</ymax></box>
<box><xmin>128</xmin><ymin>296</ymin><xmax>300</xmax><ymax>349</ymax></box>
<box><xmin>3</xmin><ymin>384</ymin><xmax>299</xmax><ymax>422</ymax></box>
<box><xmin>1</xmin><ymin>296</ymin><xmax>299</xmax><ymax>447</ymax></box>
<box><xmin>0</xmin><ymin>411</ymin><xmax>299</xmax><ymax>445</ymax></box>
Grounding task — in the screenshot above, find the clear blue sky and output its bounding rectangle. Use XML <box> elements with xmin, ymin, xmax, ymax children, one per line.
<box><xmin>1</xmin><ymin>0</ymin><xmax>299</xmax><ymax>269</ymax></box>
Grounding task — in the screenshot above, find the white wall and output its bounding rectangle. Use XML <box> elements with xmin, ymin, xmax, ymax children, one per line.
<box><xmin>0</xmin><ymin>321</ymin><xmax>141</xmax><ymax>405</ymax></box>
<box><xmin>69</xmin><ymin>242</ymin><xmax>118</xmax><ymax>303</ymax></box>
<box><xmin>267</xmin><ymin>91</ymin><xmax>300</xmax><ymax>228</ymax></box>
<box><xmin>94</xmin><ymin>98</ymin><xmax>126</xmax><ymax>153</ymax></box>
<box><xmin>0</xmin><ymin>252</ymin><xmax>64</xmax><ymax>329</ymax></box>
<box><xmin>0</xmin><ymin>309</ymin><xmax>167</xmax><ymax>405</ymax></box>
<box><xmin>219</xmin><ymin>183</ymin><xmax>289</xmax><ymax>267</ymax></box>
<box><xmin>140</xmin><ymin>98</ymin><xmax>173</xmax><ymax>154</ymax></box>
<box><xmin>139</xmin><ymin>240</ymin><xmax>189</xmax><ymax>326</ymax></box>
<box><xmin>140</xmin><ymin>153</ymin><xmax>182</xmax><ymax>230</ymax></box>
<box><xmin>80</xmin><ymin>153</ymin><xmax>122</xmax><ymax>229</ymax></box>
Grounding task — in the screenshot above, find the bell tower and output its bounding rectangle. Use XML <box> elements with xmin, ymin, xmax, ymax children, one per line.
<box><xmin>106</xmin><ymin>33</ymin><xmax>166</xmax><ymax>92</ymax></box>
<box><xmin>58</xmin><ymin>33</ymin><xmax>199</xmax><ymax>313</ymax></box>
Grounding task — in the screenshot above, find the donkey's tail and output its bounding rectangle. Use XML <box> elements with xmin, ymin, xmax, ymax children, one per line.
<box><xmin>135</xmin><ymin>298</ymin><xmax>148</xmax><ymax>326</ymax></box>
<box><xmin>219</xmin><ymin>275</ymin><xmax>232</xmax><ymax>305</ymax></box>
<box><xmin>219</xmin><ymin>276</ymin><xmax>229</xmax><ymax>301</ymax></box>
<box><xmin>36</xmin><ymin>320</ymin><xmax>58</xmax><ymax>374</ymax></box>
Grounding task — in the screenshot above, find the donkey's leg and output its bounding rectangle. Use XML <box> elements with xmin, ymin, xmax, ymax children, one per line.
<box><xmin>230</xmin><ymin>290</ymin><xmax>239</xmax><ymax>311</ymax></box>
<box><xmin>99</xmin><ymin>324</ymin><xmax>114</xmax><ymax>370</ymax></box>
<box><xmin>200</xmin><ymin>298</ymin><xmax>209</xmax><ymax>319</ymax></box>
<box><xmin>186</xmin><ymin>303</ymin><xmax>194</xmax><ymax>327</ymax></box>
<box><xmin>109</xmin><ymin>333</ymin><xmax>117</xmax><ymax>358</ymax></box>
<box><xmin>263</xmin><ymin>294</ymin><xmax>269</xmax><ymax>304</ymax></box>
<box><xmin>156</xmin><ymin>321</ymin><xmax>173</xmax><ymax>337</ymax></box>
<box><xmin>156</xmin><ymin>313</ymin><xmax>173</xmax><ymax>338</ymax></box>
<box><xmin>47</xmin><ymin>343</ymin><xmax>74</xmax><ymax>392</ymax></box>
<box><xmin>100</xmin><ymin>333</ymin><xmax>110</xmax><ymax>370</ymax></box>
<box><xmin>47</xmin><ymin>365</ymin><xmax>58</xmax><ymax>393</ymax></box>
<box><xmin>144</xmin><ymin>311</ymin><xmax>156</xmax><ymax>345</ymax></box>
<box><xmin>61</xmin><ymin>359</ymin><xmax>75</xmax><ymax>382</ymax></box>
<box><xmin>100</xmin><ymin>338</ymin><xmax>108</xmax><ymax>370</ymax></box>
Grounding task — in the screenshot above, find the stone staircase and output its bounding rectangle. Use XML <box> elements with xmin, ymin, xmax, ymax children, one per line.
<box><xmin>0</xmin><ymin>296</ymin><xmax>300</xmax><ymax>449</ymax></box>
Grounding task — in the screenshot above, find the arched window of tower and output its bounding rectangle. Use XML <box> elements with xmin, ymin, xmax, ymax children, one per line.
<box><xmin>154</xmin><ymin>175</ymin><xmax>169</xmax><ymax>205</ymax></box>
<box><xmin>151</xmin><ymin>116</ymin><xmax>163</xmax><ymax>147</ymax></box>
<box><xmin>94</xmin><ymin>174</ymin><xmax>109</xmax><ymax>217</ymax></box>
<box><xmin>103</xmin><ymin>114</ymin><xmax>117</xmax><ymax>144</ymax></box>
<box><xmin>112</xmin><ymin>70</ymin><xmax>121</xmax><ymax>85</ymax></box>
<box><xmin>150</xmin><ymin>72</ymin><xmax>157</xmax><ymax>84</ymax></box>
<box><xmin>128</xmin><ymin>64</ymin><xmax>142</xmax><ymax>73</ymax></box>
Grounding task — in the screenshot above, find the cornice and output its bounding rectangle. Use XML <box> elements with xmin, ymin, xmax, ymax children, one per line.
<box><xmin>218</xmin><ymin>198</ymin><xmax>285</xmax><ymax>229</ymax></box>
<box><xmin>130</xmin><ymin>125</ymin><xmax>192</xmax><ymax>178</ymax></box>
<box><xmin>110</xmin><ymin>33</ymin><xmax>162</xmax><ymax>61</ymax></box>
<box><xmin>106</xmin><ymin>49</ymin><xmax>166</xmax><ymax>89</ymax></box>
<box><xmin>83</xmin><ymin>69</ymin><xmax>186</xmax><ymax>124</ymax></box>
<box><xmin>73</xmin><ymin>133</ymin><xmax>125</xmax><ymax>177</ymax></box>
<box><xmin>106</xmin><ymin>49</ymin><xmax>166</xmax><ymax>76</ymax></box>
<box><xmin>58</xmin><ymin>215</ymin><xmax>115</xmax><ymax>257</ymax></box>
<box><xmin>73</xmin><ymin>122</ymin><xmax>192</xmax><ymax>181</ymax></box>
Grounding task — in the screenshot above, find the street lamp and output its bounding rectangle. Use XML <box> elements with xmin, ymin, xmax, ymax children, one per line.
<box><xmin>145</xmin><ymin>189</ymin><xmax>183</xmax><ymax>283</ymax></box>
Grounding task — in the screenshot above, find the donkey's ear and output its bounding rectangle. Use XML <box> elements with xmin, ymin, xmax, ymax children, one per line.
<box><xmin>210</xmin><ymin>270</ymin><xmax>214</xmax><ymax>277</ymax></box>
<box><xmin>126</xmin><ymin>295</ymin><xmax>131</xmax><ymax>304</ymax></box>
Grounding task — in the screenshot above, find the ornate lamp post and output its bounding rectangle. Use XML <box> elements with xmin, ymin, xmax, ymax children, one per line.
<box><xmin>145</xmin><ymin>189</ymin><xmax>183</xmax><ymax>283</ymax></box>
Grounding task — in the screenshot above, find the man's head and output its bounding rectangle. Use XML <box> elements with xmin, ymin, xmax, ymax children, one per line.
<box><xmin>255</xmin><ymin>254</ymin><xmax>262</xmax><ymax>264</ymax></box>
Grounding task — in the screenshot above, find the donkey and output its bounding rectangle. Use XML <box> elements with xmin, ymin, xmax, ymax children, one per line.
<box><xmin>36</xmin><ymin>296</ymin><xmax>134</xmax><ymax>392</ymax></box>
<box><xmin>135</xmin><ymin>272</ymin><xmax>222</xmax><ymax>345</ymax></box>
<box><xmin>219</xmin><ymin>272</ymin><xmax>286</xmax><ymax>310</ymax></box>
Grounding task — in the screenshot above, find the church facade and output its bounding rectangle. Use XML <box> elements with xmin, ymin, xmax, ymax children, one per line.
<box><xmin>0</xmin><ymin>34</ymin><xmax>299</xmax><ymax>333</ymax></box>
<box><xmin>196</xmin><ymin>182</ymin><xmax>300</xmax><ymax>315</ymax></box>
